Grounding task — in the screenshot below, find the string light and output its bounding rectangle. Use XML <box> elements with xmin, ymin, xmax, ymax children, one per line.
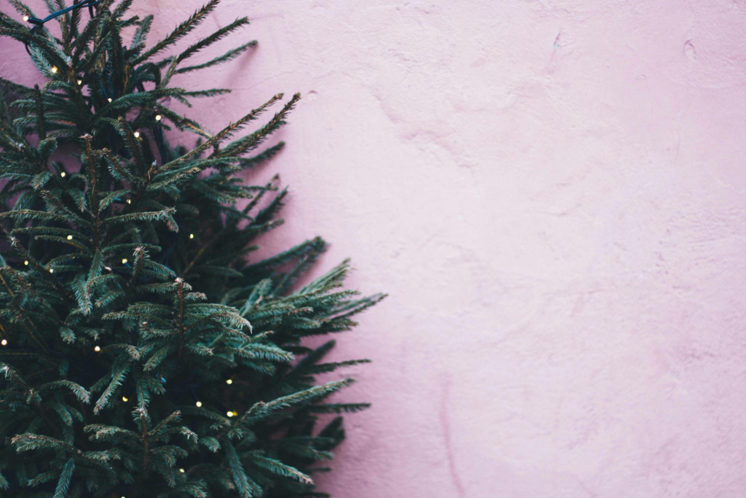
<box><xmin>21</xmin><ymin>0</ymin><xmax>104</xmax><ymax>37</ymax></box>
<box><xmin>94</xmin><ymin>345</ymin><xmax>101</xmax><ymax>352</ymax></box>
<box><xmin>51</xmin><ymin>66</ymin><xmax>58</xmax><ymax>74</ymax></box>
<box><xmin>122</xmin><ymin>396</ymin><xmax>128</xmax><ymax>402</ymax></box>
<box><xmin>226</xmin><ymin>379</ymin><xmax>233</xmax><ymax>385</ymax></box>
<box><xmin>227</xmin><ymin>411</ymin><xmax>235</xmax><ymax>417</ymax></box>
<box><xmin>107</xmin><ymin>98</ymin><xmax>112</xmax><ymax>102</ymax></box>
<box><xmin>77</xmin><ymin>79</ymin><xmax>82</xmax><ymax>85</ymax></box>
<box><xmin>67</xmin><ymin>235</ymin><xmax>73</xmax><ymax>240</ymax></box>
<box><xmin>49</xmin><ymin>268</ymin><xmax>54</xmax><ymax>273</ymax></box>
<box><xmin>60</xmin><ymin>171</ymin><xmax>66</xmax><ymax>177</ymax></box>
<box><xmin>121</xmin><ymin>258</ymin><xmax>128</xmax><ymax>264</ymax></box>
<box><xmin>126</xmin><ymin>199</ymin><xmax>132</xmax><ymax>204</ymax></box>
<box><xmin>189</xmin><ymin>234</ymin><xmax>194</xmax><ymax>239</ymax></box>
<box><xmin>179</xmin><ymin>468</ymin><xmax>185</xmax><ymax>473</ymax></box>
<box><xmin>24</xmin><ymin>260</ymin><xmax>28</xmax><ymax>266</ymax></box>
<box><xmin>195</xmin><ymin>401</ymin><xmax>202</xmax><ymax>407</ymax></box>
<box><xmin>133</xmin><ymin>131</ymin><xmax>140</xmax><ymax>138</ymax></box>
<box><xmin>155</xmin><ymin>114</ymin><xmax>162</xmax><ymax>121</ymax></box>
<box><xmin>1</xmin><ymin>339</ymin><xmax>7</xmax><ymax>346</ymax></box>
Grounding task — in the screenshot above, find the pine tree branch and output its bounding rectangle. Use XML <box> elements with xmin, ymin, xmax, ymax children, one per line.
<box><xmin>82</xmin><ymin>134</ymin><xmax>100</xmax><ymax>249</ymax></box>
<box><xmin>33</xmin><ymin>85</ymin><xmax>46</xmax><ymax>140</ymax></box>
<box><xmin>175</xmin><ymin>277</ymin><xmax>185</xmax><ymax>359</ymax></box>
<box><xmin>133</xmin><ymin>0</ymin><xmax>220</xmax><ymax>65</ymax></box>
<box><xmin>160</xmin><ymin>93</ymin><xmax>283</xmax><ymax>172</ymax></box>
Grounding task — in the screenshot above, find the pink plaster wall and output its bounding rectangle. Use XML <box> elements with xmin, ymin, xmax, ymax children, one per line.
<box><xmin>4</xmin><ymin>1</ymin><xmax>746</xmax><ymax>496</ymax></box>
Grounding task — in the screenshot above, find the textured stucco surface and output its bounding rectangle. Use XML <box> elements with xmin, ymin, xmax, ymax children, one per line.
<box><xmin>4</xmin><ymin>0</ymin><xmax>746</xmax><ymax>496</ymax></box>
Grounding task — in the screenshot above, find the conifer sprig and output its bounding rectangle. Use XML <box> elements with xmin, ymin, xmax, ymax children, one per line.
<box><xmin>0</xmin><ymin>1</ymin><xmax>383</xmax><ymax>496</ymax></box>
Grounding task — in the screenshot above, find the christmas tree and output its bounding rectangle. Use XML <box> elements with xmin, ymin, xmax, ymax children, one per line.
<box><xmin>0</xmin><ymin>0</ymin><xmax>383</xmax><ymax>496</ymax></box>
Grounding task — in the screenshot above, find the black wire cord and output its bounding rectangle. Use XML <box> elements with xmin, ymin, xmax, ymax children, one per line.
<box><xmin>24</xmin><ymin>0</ymin><xmax>104</xmax><ymax>34</ymax></box>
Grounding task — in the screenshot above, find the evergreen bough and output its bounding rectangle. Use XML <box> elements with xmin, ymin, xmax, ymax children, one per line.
<box><xmin>0</xmin><ymin>0</ymin><xmax>383</xmax><ymax>496</ymax></box>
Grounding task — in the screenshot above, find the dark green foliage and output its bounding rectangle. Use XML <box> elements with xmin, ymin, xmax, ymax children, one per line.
<box><xmin>0</xmin><ymin>1</ymin><xmax>384</xmax><ymax>496</ymax></box>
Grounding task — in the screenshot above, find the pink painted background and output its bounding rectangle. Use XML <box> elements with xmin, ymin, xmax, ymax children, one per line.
<box><xmin>4</xmin><ymin>0</ymin><xmax>746</xmax><ymax>496</ymax></box>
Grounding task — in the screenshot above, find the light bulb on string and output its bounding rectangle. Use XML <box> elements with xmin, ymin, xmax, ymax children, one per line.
<box><xmin>226</xmin><ymin>379</ymin><xmax>233</xmax><ymax>385</ymax></box>
<box><xmin>133</xmin><ymin>131</ymin><xmax>140</xmax><ymax>138</ymax></box>
<box><xmin>22</xmin><ymin>15</ymin><xmax>29</xmax><ymax>22</ymax></box>
<box><xmin>67</xmin><ymin>235</ymin><xmax>73</xmax><ymax>240</ymax></box>
<box><xmin>60</xmin><ymin>171</ymin><xmax>66</xmax><ymax>177</ymax></box>
<box><xmin>195</xmin><ymin>401</ymin><xmax>202</xmax><ymax>407</ymax></box>
<box><xmin>121</xmin><ymin>258</ymin><xmax>128</xmax><ymax>264</ymax></box>
<box><xmin>155</xmin><ymin>114</ymin><xmax>162</xmax><ymax>121</ymax></box>
<box><xmin>122</xmin><ymin>396</ymin><xmax>128</xmax><ymax>402</ymax></box>
<box><xmin>1</xmin><ymin>339</ymin><xmax>7</xmax><ymax>346</ymax></box>
<box><xmin>49</xmin><ymin>268</ymin><xmax>54</xmax><ymax>273</ymax></box>
<box><xmin>51</xmin><ymin>66</ymin><xmax>58</xmax><ymax>74</ymax></box>
<box><xmin>94</xmin><ymin>346</ymin><xmax>101</xmax><ymax>352</ymax></box>
<box><xmin>24</xmin><ymin>260</ymin><xmax>28</xmax><ymax>266</ymax></box>
<box><xmin>189</xmin><ymin>234</ymin><xmax>194</xmax><ymax>239</ymax></box>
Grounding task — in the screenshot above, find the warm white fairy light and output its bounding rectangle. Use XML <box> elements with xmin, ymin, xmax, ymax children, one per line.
<box><xmin>226</xmin><ymin>379</ymin><xmax>233</xmax><ymax>385</ymax></box>
<box><xmin>179</xmin><ymin>468</ymin><xmax>185</xmax><ymax>473</ymax></box>
<box><xmin>1</xmin><ymin>340</ymin><xmax>7</xmax><ymax>346</ymax></box>
<box><xmin>195</xmin><ymin>401</ymin><xmax>202</xmax><ymax>407</ymax></box>
<box><xmin>51</xmin><ymin>66</ymin><xmax>58</xmax><ymax>74</ymax></box>
<box><xmin>107</xmin><ymin>98</ymin><xmax>112</xmax><ymax>102</ymax></box>
<box><xmin>189</xmin><ymin>234</ymin><xmax>194</xmax><ymax>239</ymax></box>
<box><xmin>155</xmin><ymin>114</ymin><xmax>162</xmax><ymax>121</ymax></box>
<box><xmin>121</xmin><ymin>258</ymin><xmax>128</xmax><ymax>264</ymax></box>
<box><xmin>24</xmin><ymin>260</ymin><xmax>28</xmax><ymax>266</ymax></box>
<box><xmin>122</xmin><ymin>396</ymin><xmax>128</xmax><ymax>402</ymax></box>
<box><xmin>126</xmin><ymin>199</ymin><xmax>132</xmax><ymax>204</ymax></box>
<box><xmin>60</xmin><ymin>171</ymin><xmax>66</xmax><ymax>177</ymax></box>
<box><xmin>227</xmin><ymin>411</ymin><xmax>235</xmax><ymax>417</ymax></box>
<box><xmin>94</xmin><ymin>345</ymin><xmax>101</xmax><ymax>352</ymax></box>
<box><xmin>22</xmin><ymin>15</ymin><xmax>29</xmax><ymax>22</ymax></box>
<box><xmin>77</xmin><ymin>80</ymin><xmax>82</xmax><ymax>86</ymax></box>
<box><xmin>67</xmin><ymin>235</ymin><xmax>73</xmax><ymax>240</ymax></box>
<box><xmin>49</xmin><ymin>268</ymin><xmax>54</xmax><ymax>273</ymax></box>
<box><xmin>133</xmin><ymin>131</ymin><xmax>140</xmax><ymax>138</ymax></box>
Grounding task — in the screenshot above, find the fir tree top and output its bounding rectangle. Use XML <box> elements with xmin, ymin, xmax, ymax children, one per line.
<box><xmin>0</xmin><ymin>0</ymin><xmax>383</xmax><ymax>496</ymax></box>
